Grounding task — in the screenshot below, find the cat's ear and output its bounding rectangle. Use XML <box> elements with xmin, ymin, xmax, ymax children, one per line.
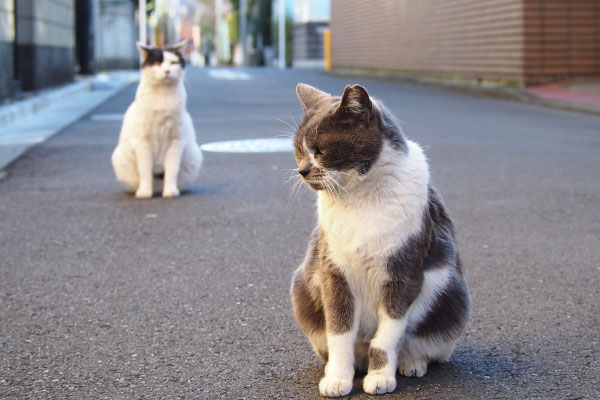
<box><xmin>171</xmin><ymin>40</ymin><xmax>188</xmax><ymax>52</ymax></box>
<box><xmin>296</xmin><ymin>83</ymin><xmax>330</xmax><ymax>111</ymax></box>
<box><xmin>338</xmin><ymin>85</ymin><xmax>373</xmax><ymax>121</ymax></box>
<box><xmin>136</xmin><ymin>42</ymin><xmax>152</xmax><ymax>60</ymax></box>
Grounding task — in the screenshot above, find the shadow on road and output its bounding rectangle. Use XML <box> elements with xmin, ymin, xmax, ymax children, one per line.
<box><xmin>107</xmin><ymin>185</ymin><xmax>226</xmax><ymax>201</ymax></box>
<box><xmin>293</xmin><ymin>346</ymin><xmax>519</xmax><ymax>398</ymax></box>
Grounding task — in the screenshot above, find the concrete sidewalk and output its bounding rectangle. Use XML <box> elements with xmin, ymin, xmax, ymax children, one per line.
<box><xmin>0</xmin><ymin>71</ymin><xmax>139</xmax><ymax>175</ymax></box>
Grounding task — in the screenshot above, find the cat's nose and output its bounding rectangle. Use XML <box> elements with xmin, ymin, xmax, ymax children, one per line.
<box><xmin>164</xmin><ymin>70</ymin><xmax>170</xmax><ymax>75</ymax></box>
<box><xmin>299</xmin><ymin>168</ymin><xmax>310</xmax><ymax>177</ymax></box>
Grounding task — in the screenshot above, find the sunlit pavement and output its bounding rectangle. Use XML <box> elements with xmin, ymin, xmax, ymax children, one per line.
<box><xmin>1</xmin><ymin>67</ymin><xmax>599</xmax><ymax>399</ymax></box>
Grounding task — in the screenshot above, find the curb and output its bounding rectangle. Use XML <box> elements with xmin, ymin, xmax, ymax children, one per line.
<box><xmin>0</xmin><ymin>80</ymin><xmax>91</xmax><ymax>130</ymax></box>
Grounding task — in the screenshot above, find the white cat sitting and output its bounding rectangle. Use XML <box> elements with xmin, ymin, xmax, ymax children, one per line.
<box><xmin>112</xmin><ymin>41</ymin><xmax>202</xmax><ymax>199</ymax></box>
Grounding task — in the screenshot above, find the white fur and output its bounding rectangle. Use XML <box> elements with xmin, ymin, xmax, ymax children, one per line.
<box><xmin>321</xmin><ymin>330</ymin><xmax>357</xmax><ymax>397</ymax></box>
<box><xmin>112</xmin><ymin>50</ymin><xmax>202</xmax><ymax>198</ymax></box>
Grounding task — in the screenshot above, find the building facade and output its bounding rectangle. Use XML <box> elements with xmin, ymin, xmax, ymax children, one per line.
<box><xmin>96</xmin><ymin>0</ymin><xmax>137</xmax><ymax>70</ymax></box>
<box><xmin>0</xmin><ymin>0</ymin><xmax>15</xmax><ymax>100</ymax></box>
<box><xmin>15</xmin><ymin>0</ymin><xmax>76</xmax><ymax>92</ymax></box>
<box><xmin>293</xmin><ymin>0</ymin><xmax>329</xmax><ymax>68</ymax></box>
<box><xmin>330</xmin><ymin>0</ymin><xmax>600</xmax><ymax>87</ymax></box>
<box><xmin>0</xmin><ymin>0</ymin><xmax>138</xmax><ymax>102</ymax></box>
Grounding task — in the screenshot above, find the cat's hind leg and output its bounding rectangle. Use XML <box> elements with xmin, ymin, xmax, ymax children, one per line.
<box><xmin>398</xmin><ymin>335</ymin><xmax>457</xmax><ymax>378</ymax></box>
<box><xmin>111</xmin><ymin>144</ymin><xmax>139</xmax><ymax>193</ymax></box>
<box><xmin>177</xmin><ymin>142</ymin><xmax>203</xmax><ymax>191</ymax></box>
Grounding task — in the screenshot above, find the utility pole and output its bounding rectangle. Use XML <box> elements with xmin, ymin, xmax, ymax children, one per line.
<box><xmin>240</xmin><ymin>0</ymin><xmax>246</xmax><ymax>66</ymax></box>
<box><xmin>278</xmin><ymin>0</ymin><xmax>285</xmax><ymax>69</ymax></box>
<box><xmin>215</xmin><ymin>0</ymin><xmax>223</xmax><ymax>65</ymax></box>
<box><xmin>139</xmin><ymin>0</ymin><xmax>147</xmax><ymax>44</ymax></box>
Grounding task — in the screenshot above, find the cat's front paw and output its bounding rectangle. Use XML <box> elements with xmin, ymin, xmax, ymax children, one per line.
<box><xmin>319</xmin><ymin>376</ymin><xmax>353</xmax><ymax>398</ymax></box>
<box><xmin>363</xmin><ymin>373</ymin><xmax>396</xmax><ymax>395</ymax></box>
<box><xmin>162</xmin><ymin>187</ymin><xmax>180</xmax><ymax>198</ymax></box>
<box><xmin>135</xmin><ymin>188</ymin><xmax>153</xmax><ymax>199</ymax></box>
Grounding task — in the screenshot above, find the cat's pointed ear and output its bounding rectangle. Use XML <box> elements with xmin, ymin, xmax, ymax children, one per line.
<box><xmin>338</xmin><ymin>84</ymin><xmax>373</xmax><ymax>121</ymax></box>
<box><xmin>172</xmin><ymin>40</ymin><xmax>188</xmax><ymax>52</ymax></box>
<box><xmin>136</xmin><ymin>42</ymin><xmax>152</xmax><ymax>59</ymax></box>
<box><xmin>296</xmin><ymin>83</ymin><xmax>330</xmax><ymax>111</ymax></box>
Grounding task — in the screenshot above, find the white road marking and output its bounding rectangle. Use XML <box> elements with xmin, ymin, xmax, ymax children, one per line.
<box><xmin>201</xmin><ymin>138</ymin><xmax>292</xmax><ymax>153</ymax></box>
<box><xmin>207</xmin><ymin>69</ymin><xmax>252</xmax><ymax>81</ymax></box>
<box><xmin>90</xmin><ymin>113</ymin><xmax>124</xmax><ymax>122</ymax></box>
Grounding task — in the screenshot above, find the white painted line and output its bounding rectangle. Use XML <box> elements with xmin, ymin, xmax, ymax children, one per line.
<box><xmin>90</xmin><ymin>113</ymin><xmax>124</xmax><ymax>122</ymax></box>
<box><xmin>201</xmin><ymin>138</ymin><xmax>293</xmax><ymax>153</ymax></box>
<box><xmin>207</xmin><ymin>69</ymin><xmax>252</xmax><ymax>81</ymax></box>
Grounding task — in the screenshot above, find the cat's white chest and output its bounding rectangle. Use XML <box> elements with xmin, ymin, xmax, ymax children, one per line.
<box><xmin>318</xmin><ymin>197</ymin><xmax>412</xmax><ymax>269</ymax></box>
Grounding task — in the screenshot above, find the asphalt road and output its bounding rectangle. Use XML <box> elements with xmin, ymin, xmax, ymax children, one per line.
<box><xmin>1</xmin><ymin>68</ymin><xmax>599</xmax><ymax>399</ymax></box>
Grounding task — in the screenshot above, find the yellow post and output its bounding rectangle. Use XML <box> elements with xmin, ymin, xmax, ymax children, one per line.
<box><xmin>323</xmin><ymin>29</ymin><xmax>331</xmax><ymax>71</ymax></box>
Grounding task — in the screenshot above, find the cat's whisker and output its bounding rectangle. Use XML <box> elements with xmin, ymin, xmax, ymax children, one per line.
<box><xmin>328</xmin><ymin>175</ymin><xmax>347</xmax><ymax>196</ymax></box>
<box><xmin>287</xmin><ymin>175</ymin><xmax>306</xmax><ymax>208</ymax></box>
<box><xmin>328</xmin><ymin>176</ymin><xmax>345</xmax><ymax>198</ymax></box>
<box><xmin>273</xmin><ymin>131</ymin><xmax>296</xmax><ymax>139</ymax></box>
<box><xmin>287</xmin><ymin>107</ymin><xmax>300</xmax><ymax>130</ymax></box>
<box><xmin>322</xmin><ymin>176</ymin><xmax>339</xmax><ymax>200</ymax></box>
<box><xmin>283</xmin><ymin>168</ymin><xmax>300</xmax><ymax>183</ymax></box>
<box><xmin>273</xmin><ymin>116</ymin><xmax>299</xmax><ymax>134</ymax></box>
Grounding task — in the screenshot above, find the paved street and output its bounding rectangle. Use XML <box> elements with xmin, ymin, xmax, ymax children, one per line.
<box><xmin>1</xmin><ymin>68</ymin><xmax>599</xmax><ymax>399</ymax></box>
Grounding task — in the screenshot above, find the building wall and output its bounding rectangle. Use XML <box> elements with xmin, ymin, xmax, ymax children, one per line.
<box><xmin>331</xmin><ymin>0</ymin><xmax>525</xmax><ymax>85</ymax></box>
<box><xmin>331</xmin><ymin>0</ymin><xmax>600</xmax><ymax>86</ymax></box>
<box><xmin>293</xmin><ymin>22</ymin><xmax>328</xmax><ymax>67</ymax></box>
<box><xmin>97</xmin><ymin>0</ymin><xmax>137</xmax><ymax>70</ymax></box>
<box><xmin>16</xmin><ymin>0</ymin><xmax>75</xmax><ymax>91</ymax></box>
<box><xmin>0</xmin><ymin>0</ymin><xmax>15</xmax><ymax>100</ymax></box>
<box><xmin>523</xmin><ymin>0</ymin><xmax>600</xmax><ymax>85</ymax></box>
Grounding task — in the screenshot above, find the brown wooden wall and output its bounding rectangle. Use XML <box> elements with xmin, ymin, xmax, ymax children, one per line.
<box><xmin>523</xmin><ymin>0</ymin><xmax>600</xmax><ymax>85</ymax></box>
<box><xmin>330</xmin><ymin>0</ymin><xmax>600</xmax><ymax>86</ymax></box>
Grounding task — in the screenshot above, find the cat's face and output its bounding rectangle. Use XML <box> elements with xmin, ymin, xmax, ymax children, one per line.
<box><xmin>294</xmin><ymin>84</ymin><xmax>383</xmax><ymax>192</ymax></box>
<box><xmin>138</xmin><ymin>43</ymin><xmax>186</xmax><ymax>84</ymax></box>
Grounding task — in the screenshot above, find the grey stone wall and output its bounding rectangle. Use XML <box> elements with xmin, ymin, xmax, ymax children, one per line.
<box><xmin>16</xmin><ymin>0</ymin><xmax>76</xmax><ymax>91</ymax></box>
<box><xmin>0</xmin><ymin>0</ymin><xmax>15</xmax><ymax>100</ymax></box>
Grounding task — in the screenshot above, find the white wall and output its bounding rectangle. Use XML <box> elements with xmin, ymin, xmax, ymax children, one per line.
<box><xmin>0</xmin><ymin>0</ymin><xmax>14</xmax><ymax>43</ymax></box>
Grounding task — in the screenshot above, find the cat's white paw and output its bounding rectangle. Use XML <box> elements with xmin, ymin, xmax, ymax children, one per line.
<box><xmin>363</xmin><ymin>372</ymin><xmax>396</xmax><ymax>395</ymax></box>
<box><xmin>135</xmin><ymin>188</ymin><xmax>153</xmax><ymax>199</ymax></box>
<box><xmin>319</xmin><ymin>376</ymin><xmax>352</xmax><ymax>398</ymax></box>
<box><xmin>162</xmin><ymin>187</ymin><xmax>180</xmax><ymax>198</ymax></box>
<box><xmin>399</xmin><ymin>359</ymin><xmax>428</xmax><ymax>378</ymax></box>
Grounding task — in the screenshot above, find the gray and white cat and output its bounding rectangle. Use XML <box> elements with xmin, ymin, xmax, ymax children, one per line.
<box><xmin>291</xmin><ymin>84</ymin><xmax>471</xmax><ymax>397</ymax></box>
<box><xmin>112</xmin><ymin>42</ymin><xmax>202</xmax><ymax>198</ymax></box>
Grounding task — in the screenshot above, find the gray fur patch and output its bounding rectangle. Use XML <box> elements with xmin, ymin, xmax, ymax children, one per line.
<box><xmin>368</xmin><ymin>347</ymin><xmax>388</xmax><ymax>371</ymax></box>
<box><xmin>323</xmin><ymin>266</ymin><xmax>354</xmax><ymax>334</ymax></box>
